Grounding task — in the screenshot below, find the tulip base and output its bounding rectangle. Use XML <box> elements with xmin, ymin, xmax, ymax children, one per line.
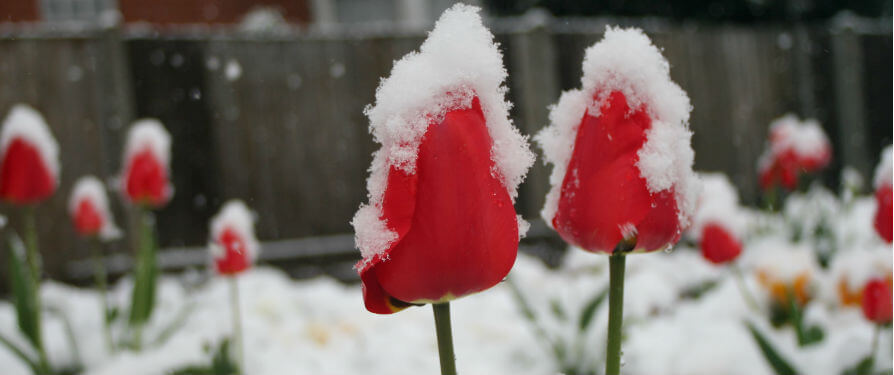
<box><xmin>432</xmin><ymin>302</ymin><xmax>457</xmax><ymax>375</ymax></box>
<box><xmin>605</xmin><ymin>253</ymin><xmax>626</xmax><ymax>375</ymax></box>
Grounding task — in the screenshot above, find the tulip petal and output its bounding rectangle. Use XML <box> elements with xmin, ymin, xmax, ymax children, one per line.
<box><xmin>0</xmin><ymin>139</ymin><xmax>56</xmax><ymax>204</ymax></box>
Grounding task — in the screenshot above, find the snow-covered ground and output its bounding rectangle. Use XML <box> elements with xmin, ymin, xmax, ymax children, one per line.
<box><xmin>0</xmin><ymin>192</ymin><xmax>891</xmax><ymax>375</ymax></box>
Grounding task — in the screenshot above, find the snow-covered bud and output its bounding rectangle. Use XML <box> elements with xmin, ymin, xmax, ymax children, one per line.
<box><xmin>209</xmin><ymin>200</ymin><xmax>259</xmax><ymax>276</ymax></box>
<box><xmin>754</xmin><ymin>245</ymin><xmax>817</xmax><ymax>307</ymax></box>
<box><xmin>0</xmin><ymin>104</ymin><xmax>59</xmax><ymax>204</ymax></box>
<box><xmin>351</xmin><ymin>5</ymin><xmax>534</xmax><ymax>314</ymax></box>
<box><xmin>691</xmin><ymin>174</ymin><xmax>745</xmax><ymax>265</ymax></box>
<box><xmin>120</xmin><ymin>119</ymin><xmax>173</xmax><ymax>208</ymax></box>
<box><xmin>536</xmin><ymin>27</ymin><xmax>697</xmax><ymax>254</ymax></box>
<box><xmin>69</xmin><ymin>176</ymin><xmax>121</xmax><ymax>240</ymax></box>
<box><xmin>757</xmin><ymin>114</ymin><xmax>831</xmax><ymax>191</ymax></box>
<box><xmin>873</xmin><ymin>145</ymin><xmax>892</xmax><ymax>243</ymax></box>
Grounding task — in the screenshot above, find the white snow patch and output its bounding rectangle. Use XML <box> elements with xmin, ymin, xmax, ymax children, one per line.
<box><xmin>535</xmin><ymin>27</ymin><xmax>697</xmax><ymax>229</ymax></box>
<box><xmin>68</xmin><ymin>176</ymin><xmax>122</xmax><ymax>241</ymax></box>
<box><xmin>873</xmin><ymin>145</ymin><xmax>892</xmax><ymax>189</ymax></box>
<box><xmin>352</xmin><ymin>4</ymin><xmax>534</xmax><ymax>259</ymax></box>
<box><xmin>0</xmin><ymin>104</ymin><xmax>60</xmax><ymax>182</ymax></box>
<box><xmin>208</xmin><ymin>200</ymin><xmax>260</xmax><ymax>263</ymax></box>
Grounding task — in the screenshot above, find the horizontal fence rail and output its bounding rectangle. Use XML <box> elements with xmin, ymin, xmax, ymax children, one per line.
<box><xmin>0</xmin><ymin>16</ymin><xmax>890</xmax><ymax>289</ymax></box>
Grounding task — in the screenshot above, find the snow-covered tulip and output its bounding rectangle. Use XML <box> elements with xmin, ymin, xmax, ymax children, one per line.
<box><xmin>691</xmin><ymin>174</ymin><xmax>745</xmax><ymax>265</ymax></box>
<box><xmin>861</xmin><ymin>278</ymin><xmax>893</xmax><ymax>325</ymax></box>
<box><xmin>69</xmin><ymin>176</ymin><xmax>121</xmax><ymax>240</ymax></box>
<box><xmin>351</xmin><ymin>5</ymin><xmax>534</xmax><ymax>374</ymax></box>
<box><xmin>757</xmin><ymin>114</ymin><xmax>831</xmax><ymax>192</ymax></box>
<box><xmin>208</xmin><ymin>200</ymin><xmax>258</xmax><ymax>369</ymax></box>
<box><xmin>120</xmin><ymin>119</ymin><xmax>173</xmax><ymax>208</ymax></box>
<box><xmin>0</xmin><ymin>104</ymin><xmax>59</xmax><ymax>204</ymax></box>
<box><xmin>535</xmin><ymin>27</ymin><xmax>697</xmax><ymax>375</ymax></box>
<box><xmin>121</xmin><ymin>119</ymin><xmax>172</xmax><ymax>350</ymax></box>
<box><xmin>209</xmin><ymin>200</ymin><xmax>259</xmax><ymax>276</ymax></box>
<box><xmin>873</xmin><ymin>146</ymin><xmax>892</xmax><ymax>243</ymax></box>
<box><xmin>828</xmin><ymin>249</ymin><xmax>892</xmax><ymax>308</ymax></box>
<box><xmin>754</xmin><ymin>246</ymin><xmax>817</xmax><ymax>308</ymax></box>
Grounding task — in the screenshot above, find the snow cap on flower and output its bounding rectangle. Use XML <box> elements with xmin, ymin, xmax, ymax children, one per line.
<box><xmin>690</xmin><ymin>174</ymin><xmax>747</xmax><ymax>264</ymax></box>
<box><xmin>352</xmin><ymin>3</ymin><xmax>534</xmax><ymax>260</ymax></box>
<box><xmin>209</xmin><ymin>200</ymin><xmax>260</xmax><ymax>275</ymax></box>
<box><xmin>536</xmin><ymin>26</ymin><xmax>697</xmax><ymax>254</ymax></box>
<box><xmin>68</xmin><ymin>176</ymin><xmax>121</xmax><ymax>241</ymax></box>
<box><xmin>120</xmin><ymin>119</ymin><xmax>173</xmax><ymax>208</ymax></box>
<box><xmin>0</xmin><ymin>104</ymin><xmax>60</xmax><ymax>204</ymax></box>
<box><xmin>768</xmin><ymin>114</ymin><xmax>831</xmax><ymax>170</ymax></box>
<box><xmin>752</xmin><ymin>243</ymin><xmax>818</xmax><ymax>306</ymax></box>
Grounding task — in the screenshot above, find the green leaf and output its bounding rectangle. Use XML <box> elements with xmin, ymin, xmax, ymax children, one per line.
<box><xmin>842</xmin><ymin>354</ymin><xmax>874</xmax><ymax>375</ymax></box>
<box><xmin>7</xmin><ymin>235</ymin><xmax>40</xmax><ymax>353</ymax></box>
<box><xmin>107</xmin><ymin>306</ymin><xmax>120</xmax><ymax>324</ymax></box>
<box><xmin>0</xmin><ymin>331</ymin><xmax>40</xmax><ymax>374</ymax></box>
<box><xmin>151</xmin><ymin>302</ymin><xmax>196</xmax><ymax>347</ymax></box>
<box><xmin>746</xmin><ymin>322</ymin><xmax>800</xmax><ymax>375</ymax></box>
<box><xmin>578</xmin><ymin>288</ymin><xmax>608</xmax><ymax>331</ymax></box>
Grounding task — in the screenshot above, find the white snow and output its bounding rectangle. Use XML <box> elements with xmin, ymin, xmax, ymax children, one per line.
<box><xmin>768</xmin><ymin>114</ymin><xmax>830</xmax><ymax>163</ymax></box>
<box><xmin>873</xmin><ymin>145</ymin><xmax>892</xmax><ymax>189</ymax></box>
<box><xmin>120</xmin><ymin>119</ymin><xmax>172</xmax><ymax>200</ymax></box>
<box><xmin>744</xmin><ymin>239</ymin><xmax>819</xmax><ymax>285</ymax></box>
<box><xmin>68</xmin><ymin>176</ymin><xmax>122</xmax><ymax>241</ymax></box>
<box><xmin>0</xmin><ymin>104</ymin><xmax>60</xmax><ymax>182</ymax></box>
<box><xmin>225</xmin><ymin>60</ymin><xmax>242</xmax><ymax>81</ymax></box>
<box><xmin>824</xmin><ymin>248</ymin><xmax>892</xmax><ymax>304</ymax></box>
<box><xmin>352</xmin><ymin>4</ymin><xmax>534</xmax><ymax>259</ymax></box>
<box><xmin>209</xmin><ymin>200</ymin><xmax>260</xmax><ymax>263</ymax></box>
<box><xmin>535</xmin><ymin>27</ymin><xmax>697</xmax><ymax>229</ymax></box>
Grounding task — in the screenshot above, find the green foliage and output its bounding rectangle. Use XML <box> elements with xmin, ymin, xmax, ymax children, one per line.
<box><xmin>0</xmin><ymin>331</ymin><xmax>41</xmax><ymax>374</ymax></box>
<box><xmin>746</xmin><ymin>322</ymin><xmax>800</xmax><ymax>375</ymax></box>
<box><xmin>172</xmin><ymin>339</ymin><xmax>241</xmax><ymax>375</ymax></box>
<box><xmin>8</xmin><ymin>235</ymin><xmax>40</xmax><ymax>354</ymax></box>
<box><xmin>577</xmin><ymin>288</ymin><xmax>608</xmax><ymax>332</ymax></box>
<box><xmin>128</xmin><ymin>211</ymin><xmax>159</xmax><ymax>349</ymax></box>
<box><xmin>843</xmin><ymin>355</ymin><xmax>875</xmax><ymax>375</ymax></box>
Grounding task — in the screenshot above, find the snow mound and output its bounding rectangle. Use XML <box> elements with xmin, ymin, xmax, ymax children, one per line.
<box><xmin>352</xmin><ymin>4</ymin><xmax>534</xmax><ymax>259</ymax></box>
<box><xmin>1</xmin><ymin>104</ymin><xmax>60</xmax><ymax>181</ymax></box>
<box><xmin>536</xmin><ymin>26</ymin><xmax>696</xmax><ymax>229</ymax></box>
<box><xmin>209</xmin><ymin>200</ymin><xmax>260</xmax><ymax>262</ymax></box>
<box><xmin>68</xmin><ymin>176</ymin><xmax>122</xmax><ymax>240</ymax></box>
<box><xmin>874</xmin><ymin>145</ymin><xmax>892</xmax><ymax>189</ymax></box>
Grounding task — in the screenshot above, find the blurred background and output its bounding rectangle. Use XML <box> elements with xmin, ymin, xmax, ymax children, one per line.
<box><xmin>0</xmin><ymin>0</ymin><xmax>890</xmax><ymax>289</ymax></box>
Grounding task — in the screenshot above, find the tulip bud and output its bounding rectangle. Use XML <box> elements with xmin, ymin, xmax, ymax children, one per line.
<box><xmin>209</xmin><ymin>200</ymin><xmax>259</xmax><ymax>276</ymax></box>
<box><xmin>873</xmin><ymin>146</ymin><xmax>892</xmax><ymax>243</ymax></box>
<box><xmin>536</xmin><ymin>27</ymin><xmax>697</xmax><ymax>254</ymax></box>
<box><xmin>757</xmin><ymin>115</ymin><xmax>831</xmax><ymax>191</ymax></box>
<box><xmin>691</xmin><ymin>174</ymin><xmax>745</xmax><ymax>265</ymax></box>
<box><xmin>120</xmin><ymin>119</ymin><xmax>173</xmax><ymax>208</ymax></box>
<box><xmin>69</xmin><ymin>176</ymin><xmax>121</xmax><ymax>240</ymax></box>
<box><xmin>0</xmin><ymin>104</ymin><xmax>59</xmax><ymax>204</ymax></box>
<box><xmin>351</xmin><ymin>5</ymin><xmax>534</xmax><ymax>314</ymax></box>
<box><xmin>862</xmin><ymin>278</ymin><xmax>893</xmax><ymax>325</ymax></box>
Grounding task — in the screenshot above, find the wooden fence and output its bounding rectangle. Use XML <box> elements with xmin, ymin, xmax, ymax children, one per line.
<box><xmin>0</xmin><ymin>16</ymin><xmax>890</xmax><ymax>286</ymax></box>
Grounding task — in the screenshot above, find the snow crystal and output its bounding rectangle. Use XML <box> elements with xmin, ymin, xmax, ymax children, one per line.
<box><xmin>209</xmin><ymin>200</ymin><xmax>260</xmax><ymax>262</ymax></box>
<box><xmin>0</xmin><ymin>104</ymin><xmax>60</xmax><ymax>182</ymax></box>
<box><xmin>691</xmin><ymin>173</ymin><xmax>746</xmax><ymax>239</ymax></box>
<box><xmin>225</xmin><ymin>59</ymin><xmax>242</xmax><ymax>81</ymax></box>
<box><xmin>352</xmin><ymin>4</ymin><xmax>534</xmax><ymax>259</ymax></box>
<box><xmin>68</xmin><ymin>176</ymin><xmax>122</xmax><ymax>241</ymax></box>
<box><xmin>536</xmin><ymin>27</ymin><xmax>697</xmax><ymax>229</ymax></box>
<box><xmin>873</xmin><ymin>145</ymin><xmax>892</xmax><ymax>189</ymax></box>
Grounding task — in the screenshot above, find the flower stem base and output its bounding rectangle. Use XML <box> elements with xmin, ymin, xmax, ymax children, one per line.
<box><xmin>605</xmin><ymin>253</ymin><xmax>626</xmax><ymax>375</ymax></box>
<box><xmin>433</xmin><ymin>302</ymin><xmax>457</xmax><ymax>375</ymax></box>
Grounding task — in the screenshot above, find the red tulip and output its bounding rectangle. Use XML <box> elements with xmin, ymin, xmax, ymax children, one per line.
<box><xmin>700</xmin><ymin>222</ymin><xmax>742</xmax><ymax>264</ymax></box>
<box><xmin>357</xmin><ymin>97</ymin><xmax>521</xmax><ymax>314</ymax></box>
<box><xmin>209</xmin><ymin>200</ymin><xmax>259</xmax><ymax>276</ymax></box>
<box><xmin>352</xmin><ymin>6</ymin><xmax>532</xmax><ymax>315</ymax></box>
<box><xmin>874</xmin><ymin>146</ymin><xmax>892</xmax><ymax>243</ymax></box>
<box><xmin>862</xmin><ymin>278</ymin><xmax>893</xmax><ymax>324</ymax></box>
<box><xmin>758</xmin><ymin>115</ymin><xmax>831</xmax><ymax>191</ymax></box>
<box><xmin>0</xmin><ymin>105</ymin><xmax>59</xmax><ymax>204</ymax></box>
<box><xmin>121</xmin><ymin>120</ymin><xmax>173</xmax><ymax>208</ymax></box>
<box><xmin>69</xmin><ymin>176</ymin><xmax>121</xmax><ymax>240</ymax></box>
<box><xmin>758</xmin><ymin>150</ymin><xmax>799</xmax><ymax>191</ymax></box>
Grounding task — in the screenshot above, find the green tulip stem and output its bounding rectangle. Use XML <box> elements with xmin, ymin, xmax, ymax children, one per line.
<box><xmin>433</xmin><ymin>302</ymin><xmax>457</xmax><ymax>375</ymax></box>
<box><xmin>605</xmin><ymin>252</ymin><xmax>626</xmax><ymax>375</ymax></box>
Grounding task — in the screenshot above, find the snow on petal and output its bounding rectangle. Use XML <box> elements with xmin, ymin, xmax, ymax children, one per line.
<box><xmin>69</xmin><ymin>176</ymin><xmax>122</xmax><ymax>241</ymax></box>
<box><xmin>209</xmin><ymin>200</ymin><xmax>260</xmax><ymax>263</ymax></box>
<box><xmin>874</xmin><ymin>145</ymin><xmax>892</xmax><ymax>190</ymax></box>
<box><xmin>0</xmin><ymin>104</ymin><xmax>60</xmax><ymax>182</ymax></box>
